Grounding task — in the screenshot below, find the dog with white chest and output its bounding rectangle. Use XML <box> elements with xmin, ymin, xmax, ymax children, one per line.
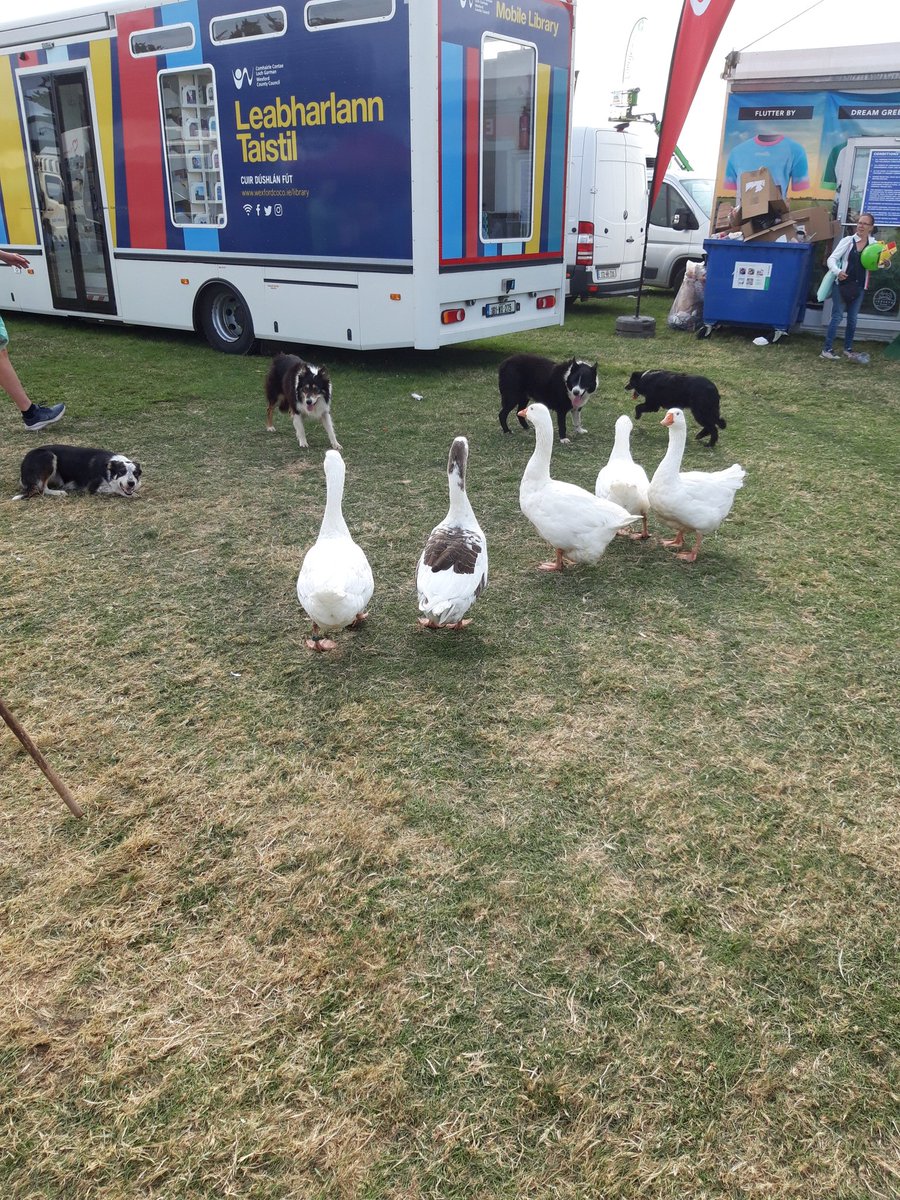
<box><xmin>264</xmin><ymin>352</ymin><xmax>341</xmax><ymax>451</ymax></box>
<box><xmin>13</xmin><ymin>445</ymin><xmax>142</xmax><ymax>500</ymax></box>
<box><xmin>498</xmin><ymin>353</ymin><xmax>598</xmax><ymax>443</ymax></box>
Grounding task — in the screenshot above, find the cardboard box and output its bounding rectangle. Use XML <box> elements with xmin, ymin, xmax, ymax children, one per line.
<box><xmin>715</xmin><ymin>200</ymin><xmax>736</xmax><ymax>232</ymax></box>
<box><xmin>788</xmin><ymin>206</ymin><xmax>835</xmax><ymax>243</ymax></box>
<box><xmin>740</xmin><ymin>167</ymin><xmax>788</xmax><ymax>219</ymax></box>
<box><xmin>743</xmin><ymin>220</ymin><xmax>798</xmax><ymax>243</ymax></box>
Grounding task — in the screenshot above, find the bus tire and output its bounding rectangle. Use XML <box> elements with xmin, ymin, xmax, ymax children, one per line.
<box><xmin>198</xmin><ymin>284</ymin><xmax>257</xmax><ymax>355</ymax></box>
<box><xmin>669</xmin><ymin>262</ymin><xmax>687</xmax><ymax>295</ymax></box>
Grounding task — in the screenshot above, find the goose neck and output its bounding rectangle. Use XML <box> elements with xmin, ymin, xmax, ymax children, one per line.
<box><xmin>659</xmin><ymin>420</ymin><xmax>687</xmax><ymax>476</ymax></box>
<box><xmin>447</xmin><ymin>477</ymin><xmax>477</xmax><ymax>525</ymax></box>
<box><xmin>320</xmin><ymin>468</ymin><xmax>350</xmax><ymax>537</ymax></box>
<box><xmin>611</xmin><ymin>423</ymin><xmax>632</xmax><ymax>461</ymax></box>
<box><xmin>523</xmin><ymin>417</ymin><xmax>553</xmax><ymax>482</ymax></box>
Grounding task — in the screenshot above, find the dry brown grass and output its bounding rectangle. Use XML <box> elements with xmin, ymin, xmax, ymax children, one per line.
<box><xmin>1</xmin><ymin>303</ymin><xmax>898</xmax><ymax>1198</ymax></box>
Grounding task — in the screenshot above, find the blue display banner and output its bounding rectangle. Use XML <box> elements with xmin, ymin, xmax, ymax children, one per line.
<box><xmin>718</xmin><ymin>89</ymin><xmax>900</xmax><ymax>203</ymax></box>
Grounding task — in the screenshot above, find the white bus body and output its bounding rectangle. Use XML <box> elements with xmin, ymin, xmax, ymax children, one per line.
<box><xmin>0</xmin><ymin>0</ymin><xmax>575</xmax><ymax>352</ymax></box>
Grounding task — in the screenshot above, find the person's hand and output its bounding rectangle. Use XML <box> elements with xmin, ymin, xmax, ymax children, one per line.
<box><xmin>0</xmin><ymin>249</ymin><xmax>29</xmax><ymax>270</ymax></box>
<box><xmin>837</xmin><ymin>271</ymin><xmax>848</xmax><ymax>281</ymax></box>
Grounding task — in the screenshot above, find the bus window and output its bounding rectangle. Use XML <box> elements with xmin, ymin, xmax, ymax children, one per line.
<box><xmin>130</xmin><ymin>23</ymin><xmax>195</xmax><ymax>56</ymax></box>
<box><xmin>305</xmin><ymin>0</ymin><xmax>394</xmax><ymax>30</ymax></box>
<box><xmin>210</xmin><ymin>8</ymin><xmax>287</xmax><ymax>43</ymax></box>
<box><xmin>480</xmin><ymin>36</ymin><xmax>536</xmax><ymax>243</ymax></box>
<box><xmin>159</xmin><ymin>68</ymin><xmax>226</xmax><ymax>227</ymax></box>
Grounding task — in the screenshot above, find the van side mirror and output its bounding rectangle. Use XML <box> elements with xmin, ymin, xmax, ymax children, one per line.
<box><xmin>672</xmin><ymin>207</ymin><xmax>699</xmax><ymax>232</ymax></box>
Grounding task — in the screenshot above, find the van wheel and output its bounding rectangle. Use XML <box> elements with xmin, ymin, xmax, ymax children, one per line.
<box><xmin>198</xmin><ymin>284</ymin><xmax>257</xmax><ymax>354</ymax></box>
<box><xmin>669</xmin><ymin>263</ymin><xmax>686</xmax><ymax>295</ymax></box>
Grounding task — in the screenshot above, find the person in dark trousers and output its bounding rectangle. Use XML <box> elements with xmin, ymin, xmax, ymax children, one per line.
<box><xmin>0</xmin><ymin>249</ymin><xmax>66</xmax><ymax>430</ymax></box>
<box><xmin>821</xmin><ymin>213</ymin><xmax>878</xmax><ymax>362</ymax></box>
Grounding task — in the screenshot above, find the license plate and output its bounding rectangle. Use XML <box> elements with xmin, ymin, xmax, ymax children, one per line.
<box><xmin>483</xmin><ymin>300</ymin><xmax>519</xmax><ymax>318</ymax></box>
<box><xmin>598</xmin><ymin>268</ymin><xmax>617</xmax><ymax>280</ymax></box>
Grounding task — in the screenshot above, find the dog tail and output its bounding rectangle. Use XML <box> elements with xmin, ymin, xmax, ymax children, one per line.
<box><xmin>717</xmin><ymin>417</ymin><xmax>726</xmax><ymax>429</ymax></box>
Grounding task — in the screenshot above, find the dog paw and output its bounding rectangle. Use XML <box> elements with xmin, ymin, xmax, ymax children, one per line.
<box><xmin>332</xmin><ymin>442</ymin><xmax>343</xmax><ymax>451</ymax></box>
<box><xmin>266</xmin><ymin>426</ymin><xmax>276</xmax><ymax>434</ymax></box>
<box><xmin>559</xmin><ymin>437</ymin><xmax>571</xmax><ymax>445</ymax></box>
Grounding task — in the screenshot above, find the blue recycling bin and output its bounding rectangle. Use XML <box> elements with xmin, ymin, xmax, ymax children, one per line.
<box><xmin>701</xmin><ymin>238</ymin><xmax>815</xmax><ymax>336</ymax></box>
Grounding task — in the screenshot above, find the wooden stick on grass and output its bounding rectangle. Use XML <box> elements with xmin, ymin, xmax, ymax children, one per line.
<box><xmin>0</xmin><ymin>696</ymin><xmax>84</xmax><ymax>819</ymax></box>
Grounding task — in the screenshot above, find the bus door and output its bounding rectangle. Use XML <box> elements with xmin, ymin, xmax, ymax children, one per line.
<box><xmin>20</xmin><ymin>69</ymin><xmax>116</xmax><ymax>315</ymax></box>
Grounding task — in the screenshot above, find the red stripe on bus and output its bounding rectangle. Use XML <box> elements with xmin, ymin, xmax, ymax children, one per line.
<box><xmin>464</xmin><ymin>46</ymin><xmax>479</xmax><ymax>260</ymax></box>
<box><xmin>115</xmin><ymin>9</ymin><xmax>167</xmax><ymax>248</ymax></box>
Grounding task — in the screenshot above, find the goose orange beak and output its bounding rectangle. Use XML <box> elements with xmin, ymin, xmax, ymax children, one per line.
<box><xmin>661</xmin><ymin>412</ymin><xmax>674</xmax><ymax>426</ymax></box>
<box><xmin>517</xmin><ymin>408</ymin><xmax>528</xmax><ymax>420</ymax></box>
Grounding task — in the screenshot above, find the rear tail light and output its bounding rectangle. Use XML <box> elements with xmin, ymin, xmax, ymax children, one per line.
<box><xmin>576</xmin><ymin>221</ymin><xmax>594</xmax><ymax>266</ymax></box>
<box><xmin>441</xmin><ymin>307</ymin><xmax>466</xmax><ymax>325</ymax></box>
<box><xmin>536</xmin><ymin>295</ymin><xmax>556</xmax><ymax>310</ymax></box>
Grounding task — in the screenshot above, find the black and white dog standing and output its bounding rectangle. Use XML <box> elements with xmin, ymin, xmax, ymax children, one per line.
<box><xmin>264</xmin><ymin>352</ymin><xmax>341</xmax><ymax>450</ymax></box>
<box><xmin>13</xmin><ymin>445</ymin><xmax>142</xmax><ymax>500</ymax></box>
<box><xmin>498</xmin><ymin>354</ymin><xmax>598</xmax><ymax>443</ymax></box>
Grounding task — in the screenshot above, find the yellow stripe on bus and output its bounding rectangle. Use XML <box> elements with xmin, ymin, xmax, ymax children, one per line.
<box><xmin>525</xmin><ymin>63</ymin><xmax>551</xmax><ymax>256</ymax></box>
<box><xmin>90</xmin><ymin>38</ymin><xmax>116</xmax><ymax>245</ymax></box>
<box><xmin>0</xmin><ymin>59</ymin><xmax>37</xmax><ymax>244</ymax></box>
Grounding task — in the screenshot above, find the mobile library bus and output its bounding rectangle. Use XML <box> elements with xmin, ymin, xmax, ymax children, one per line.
<box><xmin>0</xmin><ymin>0</ymin><xmax>574</xmax><ymax>353</ymax></box>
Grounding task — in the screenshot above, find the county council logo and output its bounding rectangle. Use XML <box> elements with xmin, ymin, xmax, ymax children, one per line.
<box><xmin>233</xmin><ymin>67</ymin><xmax>253</xmax><ymax>88</ymax></box>
<box><xmin>872</xmin><ymin>287</ymin><xmax>898</xmax><ymax>313</ymax></box>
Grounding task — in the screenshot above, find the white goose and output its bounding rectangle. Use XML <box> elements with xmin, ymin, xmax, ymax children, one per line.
<box><xmin>296</xmin><ymin>450</ymin><xmax>374</xmax><ymax>650</ymax></box>
<box><xmin>648</xmin><ymin>407</ymin><xmax>746</xmax><ymax>563</ymax></box>
<box><xmin>519</xmin><ymin>402</ymin><xmax>641</xmax><ymax>571</ymax></box>
<box><xmin>416</xmin><ymin>436</ymin><xmax>488</xmax><ymax>629</ymax></box>
<box><xmin>595</xmin><ymin>414</ymin><xmax>651</xmax><ymax>540</ymax></box>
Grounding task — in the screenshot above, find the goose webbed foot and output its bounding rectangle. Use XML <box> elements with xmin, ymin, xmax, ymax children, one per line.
<box><xmin>675</xmin><ymin>534</ymin><xmax>702</xmax><ymax>563</ymax></box>
<box><xmin>538</xmin><ymin>548</ymin><xmax>570</xmax><ymax>572</ymax></box>
<box><xmin>307</xmin><ymin>625</ymin><xmax>338</xmax><ymax>651</ymax></box>
<box><xmin>307</xmin><ymin>636</ymin><xmax>337</xmax><ymax>651</ymax></box>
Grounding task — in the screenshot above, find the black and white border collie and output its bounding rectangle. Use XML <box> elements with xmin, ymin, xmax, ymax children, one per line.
<box><xmin>498</xmin><ymin>354</ymin><xmax>598</xmax><ymax>443</ymax></box>
<box><xmin>627</xmin><ymin>369</ymin><xmax>726</xmax><ymax>447</ymax></box>
<box><xmin>264</xmin><ymin>352</ymin><xmax>341</xmax><ymax>451</ymax></box>
<box><xmin>13</xmin><ymin>445</ymin><xmax>142</xmax><ymax>500</ymax></box>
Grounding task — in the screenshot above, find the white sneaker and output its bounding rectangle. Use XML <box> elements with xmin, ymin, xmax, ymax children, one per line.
<box><xmin>820</xmin><ymin>350</ymin><xmax>840</xmax><ymax>361</ymax></box>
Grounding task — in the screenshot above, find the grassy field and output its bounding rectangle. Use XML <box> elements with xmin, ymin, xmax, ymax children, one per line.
<box><xmin>1</xmin><ymin>295</ymin><xmax>898</xmax><ymax>1199</ymax></box>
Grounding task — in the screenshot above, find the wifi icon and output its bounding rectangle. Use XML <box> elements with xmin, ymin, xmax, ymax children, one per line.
<box><xmin>243</xmin><ymin>203</ymin><xmax>253</xmax><ymax>215</ymax></box>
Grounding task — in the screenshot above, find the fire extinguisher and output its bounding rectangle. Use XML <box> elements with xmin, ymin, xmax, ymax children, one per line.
<box><xmin>518</xmin><ymin>106</ymin><xmax>530</xmax><ymax>151</ymax></box>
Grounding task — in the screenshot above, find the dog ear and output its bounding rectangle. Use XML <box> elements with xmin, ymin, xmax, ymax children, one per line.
<box><xmin>133</xmin><ymin>463</ymin><xmax>142</xmax><ymax>478</ymax></box>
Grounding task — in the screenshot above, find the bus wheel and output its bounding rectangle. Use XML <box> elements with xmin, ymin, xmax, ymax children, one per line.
<box><xmin>198</xmin><ymin>284</ymin><xmax>257</xmax><ymax>354</ymax></box>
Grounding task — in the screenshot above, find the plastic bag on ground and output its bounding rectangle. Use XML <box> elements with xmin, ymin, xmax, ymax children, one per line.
<box><xmin>667</xmin><ymin>261</ymin><xmax>706</xmax><ymax>331</ymax></box>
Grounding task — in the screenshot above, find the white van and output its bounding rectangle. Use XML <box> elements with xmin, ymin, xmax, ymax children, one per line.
<box><xmin>643</xmin><ymin>174</ymin><xmax>714</xmax><ymax>292</ymax></box>
<box><xmin>565</xmin><ymin>127</ymin><xmax>647</xmax><ymax>302</ymax></box>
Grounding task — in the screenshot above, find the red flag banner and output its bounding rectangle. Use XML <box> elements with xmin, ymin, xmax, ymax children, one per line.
<box><xmin>650</xmin><ymin>0</ymin><xmax>736</xmax><ymax>207</ymax></box>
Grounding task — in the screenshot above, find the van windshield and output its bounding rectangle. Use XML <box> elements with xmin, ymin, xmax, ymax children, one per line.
<box><xmin>680</xmin><ymin>178</ymin><xmax>713</xmax><ymax>218</ymax></box>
